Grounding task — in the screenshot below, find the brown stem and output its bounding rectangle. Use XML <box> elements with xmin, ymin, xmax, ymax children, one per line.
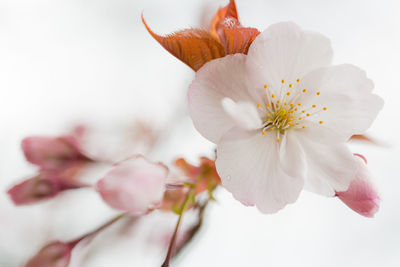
<box><xmin>161</xmin><ymin>189</ymin><xmax>193</xmax><ymax>267</ymax></box>
<box><xmin>68</xmin><ymin>213</ymin><xmax>126</xmax><ymax>248</ymax></box>
<box><xmin>174</xmin><ymin>201</ymin><xmax>208</xmax><ymax>257</ymax></box>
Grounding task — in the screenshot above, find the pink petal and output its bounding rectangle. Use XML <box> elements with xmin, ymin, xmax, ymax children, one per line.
<box><xmin>336</xmin><ymin>154</ymin><xmax>380</xmax><ymax>218</ymax></box>
<box><xmin>22</xmin><ymin>136</ymin><xmax>90</xmax><ymax>170</ymax></box>
<box><xmin>25</xmin><ymin>241</ymin><xmax>72</xmax><ymax>267</ymax></box>
<box><xmin>96</xmin><ymin>155</ymin><xmax>168</xmax><ymax>213</ymax></box>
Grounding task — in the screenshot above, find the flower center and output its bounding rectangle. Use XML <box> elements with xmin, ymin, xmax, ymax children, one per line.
<box><xmin>257</xmin><ymin>78</ymin><xmax>327</xmax><ymax>142</ymax></box>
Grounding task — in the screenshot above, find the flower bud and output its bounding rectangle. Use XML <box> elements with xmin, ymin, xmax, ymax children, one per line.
<box><xmin>336</xmin><ymin>154</ymin><xmax>380</xmax><ymax>217</ymax></box>
<box><xmin>22</xmin><ymin>136</ymin><xmax>90</xmax><ymax>170</ymax></box>
<box><xmin>8</xmin><ymin>165</ymin><xmax>87</xmax><ymax>205</ymax></box>
<box><xmin>25</xmin><ymin>241</ymin><xmax>72</xmax><ymax>267</ymax></box>
<box><xmin>97</xmin><ymin>155</ymin><xmax>167</xmax><ymax>213</ymax></box>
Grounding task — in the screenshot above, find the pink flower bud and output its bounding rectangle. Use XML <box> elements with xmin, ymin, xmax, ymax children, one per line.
<box><xmin>25</xmin><ymin>241</ymin><xmax>72</xmax><ymax>267</ymax></box>
<box><xmin>22</xmin><ymin>136</ymin><xmax>90</xmax><ymax>170</ymax></box>
<box><xmin>7</xmin><ymin>165</ymin><xmax>87</xmax><ymax>205</ymax></box>
<box><xmin>96</xmin><ymin>155</ymin><xmax>167</xmax><ymax>213</ymax></box>
<box><xmin>336</xmin><ymin>154</ymin><xmax>380</xmax><ymax>217</ymax></box>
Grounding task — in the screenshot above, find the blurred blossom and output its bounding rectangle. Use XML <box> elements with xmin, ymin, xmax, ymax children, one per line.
<box><xmin>25</xmin><ymin>241</ymin><xmax>73</xmax><ymax>267</ymax></box>
<box><xmin>7</xmin><ymin>163</ymin><xmax>89</xmax><ymax>205</ymax></box>
<box><xmin>188</xmin><ymin>21</ymin><xmax>383</xmax><ymax>213</ymax></box>
<box><xmin>336</xmin><ymin>154</ymin><xmax>381</xmax><ymax>218</ymax></box>
<box><xmin>96</xmin><ymin>155</ymin><xmax>168</xmax><ymax>213</ymax></box>
<box><xmin>76</xmin><ymin>120</ymin><xmax>161</xmax><ymax>163</ymax></box>
<box><xmin>22</xmin><ymin>136</ymin><xmax>91</xmax><ymax>170</ymax></box>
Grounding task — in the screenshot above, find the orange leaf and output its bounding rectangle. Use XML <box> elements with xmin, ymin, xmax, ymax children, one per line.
<box><xmin>210</xmin><ymin>0</ymin><xmax>239</xmax><ymax>42</ymax></box>
<box><xmin>209</xmin><ymin>0</ymin><xmax>260</xmax><ymax>55</ymax></box>
<box><xmin>142</xmin><ymin>15</ymin><xmax>225</xmax><ymax>71</ymax></box>
<box><xmin>222</xmin><ymin>26</ymin><xmax>260</xmax><ymax>54</ymax></box>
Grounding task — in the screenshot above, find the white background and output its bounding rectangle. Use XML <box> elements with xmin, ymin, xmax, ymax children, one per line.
<box><xmin>0</xmin><ymin>0</ymin><xmax>399</xmax><ymax>266</ymax></box>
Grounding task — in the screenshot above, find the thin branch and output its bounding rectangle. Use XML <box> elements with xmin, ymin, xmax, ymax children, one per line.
<box><xmin>68</xmin><ymin>213</ymin><xmax>127</xmax><ymax>248</ymax></box>
<box><xmin>161</xmin><ymin>189</ymin><xmax>193</xmax><ymax>267</ymax></box>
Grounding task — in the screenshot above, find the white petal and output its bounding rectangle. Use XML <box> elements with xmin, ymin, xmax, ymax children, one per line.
<box><xmin>295</xmin><ymin>125</ymin><xmax>358</xmax><ymax>196</ymax></box>
<box><xmin>299</xmin><ymin>64</ymin><xmax>384</xmax><ymax>140</ymax></box>
<box><xmin>188</xmin><ymin>54</ymin><xmax>262</xmax><ymax>143</ymax></box>
<box><xmin>246</xmin><ymin>22</ymin><xmax>333</xmax><ymax>91</ymax></box>
<box><xmin>221</xmin><ymin>98</ymin><xmax>262</xmax><ymax>130</ymax></box>
<box><xmin>216</xmin><ymin>128</ymin><xmax>305</xmax><ymax>213</ymax></box>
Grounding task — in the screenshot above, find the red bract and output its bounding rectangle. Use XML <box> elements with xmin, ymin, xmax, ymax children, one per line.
<box><xmin>22</xmin><ymin>136</ymin><xmax>91</xmax><ymax>170</ymax></box>
<box><xmin>25</xmin><ymin>241</ymin><xmax>73</xmax><ymax>267</ymax></box>
<box><xmin>142</xmin><ymin>0</ymin><xmax>259</xmax><ymax>71</ymax></box>
<box><xmin>7</xmin><ymin>163</ymin><xmax>88</xmax><ymax>205</ymax></box>
<box><xmin>336</xmin><ymin>154</ymin><xmax>381</xmax><ymax>218</ymax></box>
<box><xmin>175</xmin><ymin>157</ymin><xmax>220</xmax><ymax>195</ymax></box>
<box><xmin>161</xmin><ymin>157</ymin><xmax>221</xmax><ymax>212</ymax></box>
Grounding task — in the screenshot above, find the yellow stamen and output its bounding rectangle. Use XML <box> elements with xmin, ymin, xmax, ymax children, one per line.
<box><xmin>257</xmin><ymin>103</ymin><xmax>261</xmax><ymax>108</ymax></box>
<box><xmin>302</xmin><ymin>89</ymin><xmax>307</xmax><ymax>93</ymax></box>
<box><xmin>289</xmin><ymin>84</ymin><xmax>293</xmax><ymax>88</ymax></box>
<box><xmin>323</xmin><ymin>107</ymin><xmax>327</xmax><ymax>111</ymax></box>
<box><xmin>312</xmin><ymin>105</ymin><xmax>316</xmax><ymax>108</ymax></box>
<box><xmin>319</xmin><ymin>121</ymin><xmax>324</xmax><ymax>124</ymax></box>
<box><xmin>302</xmin><ymin>125</ymin><xmax>306</xmax><ymax>129</ymax></box>
<box><xmin>286</xmin><ymin>92</ymin><xmax>291</xmax><ymax>96</ymax></box>
<box><xmin>262</xmin><ymin>131</ymin><xmax>266</xmax><ymax>135</ymax></box>
<box><xmin>317</xmin><ymin>91</ymin><xmax>321</xmax><ymax>96</ymax></box>
<box><xmin>282</xmin><ymin>79</ymin><xmax>285</xmax><ymax>84</ymax></box>
<box><xmin>306</xmin><ymin>113</ymin><xmax>310</xmax><ymax>117</ymax></box>
<box><xmin>278</xmin><ymin>109</ymin><xmax>287</xmax><ymax>116</ymax></box>
<box><xmin>264</xmin><ymin>84</ymin><xmax>268</xmax><ymax>89</ymax></box>
<box><xmin>272</xmin><ymin>94</ymin><xmax>275</xmax><ymax>98</ymax></box>
<box><xmin>297</xmin><ymin>78</ymin><xmax>300</xmax><ymax>82</ymax></box>
<box><xmin>277</xmin><ymin>138</ymin><xmax>281</xmax><ymax>142</ymax></box>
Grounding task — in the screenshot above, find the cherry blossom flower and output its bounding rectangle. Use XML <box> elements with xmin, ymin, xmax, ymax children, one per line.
<box><xmin>336</xmin><ymin>154</ymin><xmax>380</xmax><ymax>217</ymax></box>
<box><xmin>188</xmin><ymin>22</ymin><xmax>383</xmax><ymax>213</ymax></box>
<box><xmin>96</xmin><ymin>155</ymin><xmax>168</xmax><ymax>213</ymax></box>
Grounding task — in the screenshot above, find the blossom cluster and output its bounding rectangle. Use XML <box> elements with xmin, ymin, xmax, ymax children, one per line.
<box><xmin>7</xmin><ymin>0</ymin><xmax>383</xmax><ymax>266</ymax></box>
